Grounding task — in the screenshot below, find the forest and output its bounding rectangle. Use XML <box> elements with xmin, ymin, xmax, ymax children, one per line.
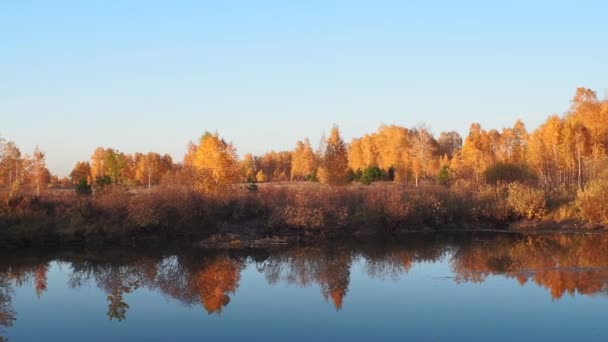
<box><xmin>1</xmin><ymin>87</ymin><xmax>607</xmax><ymax>244</ymax></box>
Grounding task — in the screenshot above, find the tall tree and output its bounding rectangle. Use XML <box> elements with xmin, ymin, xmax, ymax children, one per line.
<box><xmin>30</xmin><ymin>146</ymin><xmax>49</xmax><ymax>196</ymax></box>
<box><xmin>408</xmin><ymin>126</ymin><xmax>437</xmax><ymax>187</ymax></box>
<box><xmin>70</xmin><ymin>161</ymin><xmax>92</xmax><ymax>184</ymax></box>
<box><xmin>0</xmin><ymin>141</ymin><xmax>26</xmax><ymax>196</ymax></box>
<box><xmin>239</xmin><ymin>153</ymin><xmax>256</xmax><ymax>182</ymax></box>
<box><xmin>135</xmin><ymin>153</ymin><xmax>163</xmax><ymax>189</ymax></box>
<box><xmin>318</xmin><ymin>125</ymin><xmax>349</xmax><ymax>186</ymax></box>
<box><xmin>291</xmin><ymin>139</ymin><xmax>316</xmax><ymax>181</ymax></box>
<box><xmin>437</xmin><ymin>131</ymin><xmax>463</xmax><ymax>159</ymax></box>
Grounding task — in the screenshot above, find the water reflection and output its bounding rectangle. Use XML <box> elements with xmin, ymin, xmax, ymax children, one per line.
<box><xmin>1</xmin><ymin>232</ymin><xmax>608</xmax><ymax>335</ymax></box>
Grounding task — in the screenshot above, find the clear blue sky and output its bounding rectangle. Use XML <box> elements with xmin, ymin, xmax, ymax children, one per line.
<box><xmin>2</xmin><ymin>0</ymin><xmax>607</xmax><ymax>176</ymax></box>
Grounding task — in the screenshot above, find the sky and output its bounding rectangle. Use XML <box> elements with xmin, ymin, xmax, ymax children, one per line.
<box><xmin>1</xmin><ymin>0</ymin><xmax>607</xmax><ymax>176</ymax></box>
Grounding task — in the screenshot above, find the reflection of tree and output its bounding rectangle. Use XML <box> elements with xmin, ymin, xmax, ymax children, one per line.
<box><xmin>257</xmin><ymin>246</ymin><xmax>352</xmax><ymax>310</ymax></box>
<box><xmin>0</xmin><ymin>274</ymin><xmax>15</xmax><ymax>340</ymax></box>
<box><xmin>34</xmin><ymin>264</ymin><xmax>48</xmax><ymax>299</ymax></box>
<box><xmin>106</xmin><ymin>284</ymin><xmax>135</xmax><ymax>322</ymax></box>
<box><xmin>451</xmin><ymin>233</ymin><xmax>608</xmax><ymax>300</ymax></box>
<box><xmin>0</xmin><ymin>232</ymin><xmax>608</xmax><ymax>330</ymax></box>
<box><xmin>191</xmin><ymin>257</ymin><xmax>242</xmax><ymax>314</ymax></box>
<box><xmin>69</xmin><ymin>261</ymin><xmax>150</xmax><ymax>322</ymax></box>
<box><xmin>316</xmin><ymin>254</ymin><xmax>351</xmax><ymax>310</ymax></box>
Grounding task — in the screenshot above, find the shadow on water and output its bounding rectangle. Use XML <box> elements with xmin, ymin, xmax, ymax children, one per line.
<box><xmin>1</xmin><ymin>231</ymin><xmax>608</xmax><ymax>338</ymax></box>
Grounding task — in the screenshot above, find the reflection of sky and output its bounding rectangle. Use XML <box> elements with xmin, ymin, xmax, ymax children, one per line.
<box><xmin>6</xmin><ymin>257</ymin><xmax>608</xmax><ymax>341</ymax></box>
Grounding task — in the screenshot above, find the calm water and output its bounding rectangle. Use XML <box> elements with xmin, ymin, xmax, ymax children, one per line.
<box><xmin>2</xmin><ymin>232</ymin><xmax>608</xmax><ymax>341</ymax></box>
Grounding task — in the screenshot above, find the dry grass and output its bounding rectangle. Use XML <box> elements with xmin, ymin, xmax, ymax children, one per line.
<box><xmin>0</xmin><ymin>180</ymin><xmax>601</xmax><ymax>243</ymax></box>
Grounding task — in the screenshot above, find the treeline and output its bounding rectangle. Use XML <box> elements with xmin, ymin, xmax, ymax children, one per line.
<box><xmin>0</xmin><ymin>87</ymin><xmax>607</xmax><ymax>239</ymax></box>
<box><xmin>0</xmin><ymin>141</ymin><xmax>51</xmax><ymax>198</ymax></box>
<box><xmin>54</xmin><ymin>87</ymin><xmax>606</xmax><ymax>192</ymax></box>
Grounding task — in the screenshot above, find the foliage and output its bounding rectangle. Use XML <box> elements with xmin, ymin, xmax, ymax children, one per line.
<box><xmin>70</xmin><ymin>161</ymin><xmax>91</xmax><ymax>184</ymax></box>
<box><xmin>483</xmin><ymin>162</ymin><xmax>536</xmax><ymax>185</ymax></box>
<box><xmin>437</xmin><ymin>166</ymin><xmax>452</xmax><ymax>186</ymax></box>
<box><xmin>75</xmin><ymin>179</ymin><xmax>92</xmax><ymax>196</ymax></box>
<box><xmin>191</xmin><ymin>132</ymin><xmax>240</xmax><ymax>194</ymax></box>
<box><xmin>291</xmin><ymin>139</ymin><xmax>316</xmax><ymax>181</ymax></box>
<box><xmin>95</xmin><ymin>175</ymin><xmax>112</xmax><ymax>189</ymax></box>
<box><xmin>507</xmin><ymin>183</ymin><xmax>546</xmax><ymax>220</ymax></box>
<box><xmin>576</xmin><ymin>177</ymin><xmax>608</xmax><ymax>224</ymax></box>
<box><xmin>318</xmin><ymin>126</ymin><xmax>350</xmax><ymax>186</ymax></box>
<box><xmin>354</xmin><ymin>166</ymin><xmax>388</xmax><ymax>185</ymax></box>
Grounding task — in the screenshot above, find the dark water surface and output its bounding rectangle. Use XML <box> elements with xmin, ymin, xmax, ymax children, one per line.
<box><xmin>2</xmin><ymin>232</ymin><xmax>608</xmax><ymax>341</ymax></box>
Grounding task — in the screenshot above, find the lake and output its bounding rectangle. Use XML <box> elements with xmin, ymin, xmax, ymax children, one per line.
<box><xmin>2</xmin><ymin>232</ymin><xmax>608</xmax><ymax>341</ymax></box>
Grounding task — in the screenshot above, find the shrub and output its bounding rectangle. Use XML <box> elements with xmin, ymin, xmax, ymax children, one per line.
<box><xmin>128</xmin><ymin>194</ymin><xmax>164</xmax><ymax>228</ymax></box>
<box><xmin>437</xmin><ymin>166</ymin><xmax>452</xmax><ymax>186</ymax></box>
<box><xmin>93</xmin><ymin>186</ymin><xmax>131</xmax><ymax>222</ymax></box>
<box><xmin>472</xmin><ymin>185</ymin><xmax>510</xmax><ymax>222</ymax></box>
<box><xmin>94</xmin><ymin>175</ymin><xmax>112</xmax><ymax>189</ymax></box>
<box><xmin>75</xmin><ymin>179</ymin><xmax>92</xmax><ymax>196</ymax></box>
<box><xmin>576</xmin><ymin>178</ymin><xmax>608</xmax><ymax>225</ymax></box>
<box><xmin>507</xmin><ymin>183</ymin><xmax>546</xmax><ymax>220</ymax></box>
<box><xmin>483</xmin><ymin>162</ymin><xmax>536</xmax><ymax>185</ymax></box>
<box><xmin>358</xmin><ymin>166</ymin><xmax>388</xmax><ymax>185</ymax></box>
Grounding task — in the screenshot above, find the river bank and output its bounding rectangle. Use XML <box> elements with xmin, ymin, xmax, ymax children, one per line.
<box><xmin>0</xmin><ymin>182</ymin><xmax>605</xmax><ymax>248</ymax></box>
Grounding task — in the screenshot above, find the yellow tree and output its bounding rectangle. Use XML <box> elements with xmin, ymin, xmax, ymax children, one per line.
<box><xmin>255</xmin><ymin>169</ymin><xmax>267</xmax><ymax>183</ymax></box>
<box><xmin>408</xmin><ymin>126</ymin><xmax>436</xmax><ymax>187</ymax></box>
<box><xmin>70</xmin><ymin>161</ymin><xmax>92</xmax><ymax>184</ymax></box>
<box><xmin>192</xmin><ymin>132</ymin><xmax>239</xmax><ymax>193</ymax></box>
<box><xmin>239</xmin><ymin>153</ymin><xmax>256</xmax><ymax>182</ymax></box>
<box><xmin>0</xmin><ymin>141</ymin><xmax>26</xmax><ymax>196</ymax></box>
<box><xmin>90</xmin><ymin>147</ymin><xmax>107</xmax><ymax>180</ymax></box>
<box><xmin>566</xmin><ymin>88</ymin><xmax>607</xmax><ymax>183</ymax></box>
<box><xmin>347</xmin><ymin>137</ymin><xmax>365</xmax><ymax>172</ymax></box>
<box><xmin>318</xmin><ymin>125</ymin><xmax>349</xmax><ymax>186</ymax></box>
<box><xmin>135</xmin><ymin>153</ymin><xmax>163</xmax><ymax>189</ymax></box>
<box><xmin>30</xmin><ymin>146</ymin><xmax>50</xmax><ymax>196</ymax></box>
<box><xmin>437</xmin><ymin>131</ymin><xmax>462</xmax><ymax>158</ymax></box>
<box><xmin>375</xmin><ymin>125</ymin><xmax>409</xmax><ymax>182</ymax></box>
<box><xmin>501</xmin><ymin>120</ymin><xmax>528</xmax><ymax>164</ymax></box>
<box><xmin>183</xmin><ymin>141</ymin><xmax>197</xmax><ymax>168</ymax></box>
<box><xmin>460</xmin><ymin>123</ymin><xmax>497</xmax><ymax>183</ymax></box>
<box><xmin>291</xmin><ymin>139</ymin><xmax>316</xmax><ymax>181</ymax></box>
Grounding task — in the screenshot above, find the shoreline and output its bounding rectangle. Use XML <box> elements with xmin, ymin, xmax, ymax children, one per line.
<box><xmin>1</xmin><ymin>220</ymin><xmax>605</xmax><ymax>250</ymax></box>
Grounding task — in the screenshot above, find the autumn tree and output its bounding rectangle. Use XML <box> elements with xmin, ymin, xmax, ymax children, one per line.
<box><xmin>134</xmin><ymin>152</ymin><xmax>172</xmax><ymax>189</ymax></box>
<box><xmin>408</xmin><ymin>126</ymin><xmax>437</xmax><ymax>187</ymax></box>
<box><xmin>458</xmin><ymin>123</ymin><xmax>501</xmax><ymax>183</ymax></box>
<box><xmin>348</xmin><ymin>133</ymin><xmax>379</xmax><ymax>172</ymax></box>
<box><xmin>499</xmin><ymin>120</ymin><xmax>528</xmax><ymax>164</ymax></box>
<box><xmin>254</xmin><ymin>151</ymin><xmax>292</xmax><ymax>182</ymax></box>
<box><xmin>437</xmin><ymin>131</ymin><xmax>463</xmax><ymax>158</ymax></box>
<box><xmin>90</xmin><ymin>147</ymin><xmax>107</xmax><ymax>180</ymax></box>
<box><xmin>375</xmin><ymin>125</ymin><xmax>410</xmax><ymax>182</ymax></box>
<box><xmin>30</xmin><ymin>146</ymin><xmax>50</xmax><ymax>196</ymax></box>
<box><xmin>191</xmin><ymin>132</ymin><xmax>240</xmax><ymax>193</ymax></box>
<box><xmin>239</xmin><ymin>153</ymin><xmax>256</xmax><ymax>182</ymax></box>
<box><xmin>255</xmin><ymin>169</ymin><xmax>267</xmax><ymax>183</ymax></box>
<box><xmin>183</xmin><ymin>141</ymin><xmax>197</xmax><ymax>168</ymax></box>
<box><xmin>70</xmin><ymin>161</ymin><xmax>92</xmax><ymax>184</ymax></box>
<box><xmin>0</xmin><ymin>141</ymin><xmax>27</xmax><ymax>196</ymax></box>
<box><xmin>291</xmin><ymin>139</ymin><xmax>317</xmax><ymax>181</ymax></box>
<box><xmin>318</xmin><ymin>125</ymin><xmax>349</xmax><ymax>186</ymax></box>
